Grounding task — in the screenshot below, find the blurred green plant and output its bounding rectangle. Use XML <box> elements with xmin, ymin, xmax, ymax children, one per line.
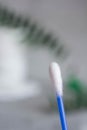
<box><xmin>66</xmin><ymin>74</ymin><xmax>87</xmax><ymax>109</ymax></box>
<box><xmin>0</xmin><ymin>4</ymin><xmax>67</xmax><ymax>57</ymax></box>
<box><xmin>48</xmin><ymin>75</ymin><xmax>87</xmax><ymax>112</ymax></box>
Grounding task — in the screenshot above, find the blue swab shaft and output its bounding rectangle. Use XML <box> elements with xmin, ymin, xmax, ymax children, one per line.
<box><xmin>57</xmin><ymin>95</ymin><xmax>68</xmax><ymax>130</ymax></box>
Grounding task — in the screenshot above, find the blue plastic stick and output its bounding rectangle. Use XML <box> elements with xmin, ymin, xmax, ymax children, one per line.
<box><xmin>57</xmin><ymin>95</ymin><xmax>68</xmax><ymax>130</ymax></box>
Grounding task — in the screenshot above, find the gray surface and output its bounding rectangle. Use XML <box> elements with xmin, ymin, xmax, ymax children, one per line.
<box><xmin>0</xmin><ymin>96</ymin><xmax>87</xmax><ymax>130</ymax></box>
<box><xmin>0</xmin><ymin>74</ymin><xmax>86</xmax><ymax>130</ymax></box>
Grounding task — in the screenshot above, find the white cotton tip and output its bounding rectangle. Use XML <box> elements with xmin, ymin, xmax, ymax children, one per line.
<box><xmin>49</xmin><ymin>62</ymin><xmax>63</xmax><ymax>96</ymax></box>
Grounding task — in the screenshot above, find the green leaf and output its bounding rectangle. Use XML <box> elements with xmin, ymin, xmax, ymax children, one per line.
<box><xmin>49</xmin><ymin>39</ymin><xmax>57</xmax><ymax>49</ymax></box>
<box><xmin>12</xmin><ymin>16</ymin><xmax>22</xmax><ymax>27</ymax></box>
<box><xmin>22</xmin><ymin>19</ymin><xmax>29</xmax><ymax>27</ymax></box>
<box><xmin>41</xmin><ymin>33</ymin><xmax>52</xmax><ymax>45</ymax></box>
<box><xmin>33</xmin><ymin>29</ymin><xmax>44</xmax><ymax>42</ymax></box>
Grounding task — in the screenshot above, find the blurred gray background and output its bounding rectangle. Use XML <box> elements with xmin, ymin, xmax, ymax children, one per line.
<box><xmin>0</xmin><ymin>0</ymin><xmax>87</xmax><ymax>130</ymax></box>
<box><xmin>0</xmin><ymin>0</ymin><xmax>87</xmax><ymax>81</ymax></box>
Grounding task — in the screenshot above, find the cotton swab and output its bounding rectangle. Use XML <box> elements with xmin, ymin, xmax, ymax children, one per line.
<box><xmin>49</xmin><ymin>62</ymin><xmax>68</xmax><ymax>130</ymax></box>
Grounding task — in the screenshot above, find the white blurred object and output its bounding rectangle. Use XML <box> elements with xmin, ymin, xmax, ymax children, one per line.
<box><xmin>0</xmin><ymin>27</ymin><xmax>40</xmax><ymax>101</ymax></box>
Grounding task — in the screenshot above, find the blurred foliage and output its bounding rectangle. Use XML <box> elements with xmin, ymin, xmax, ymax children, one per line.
<box><xmin>0</xmin><ymin>4</ymin><xmax>67</xmax><ymax>57</ymax></box>
<box><xmin>66</xmin><ymin>75</ymin><xmax>87</xmax><ymax>110</ymax></box>
<box><xmin>48</xmin><ymin>75</ymin><xmax>87</xmax><ymax>112</ymax></box>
